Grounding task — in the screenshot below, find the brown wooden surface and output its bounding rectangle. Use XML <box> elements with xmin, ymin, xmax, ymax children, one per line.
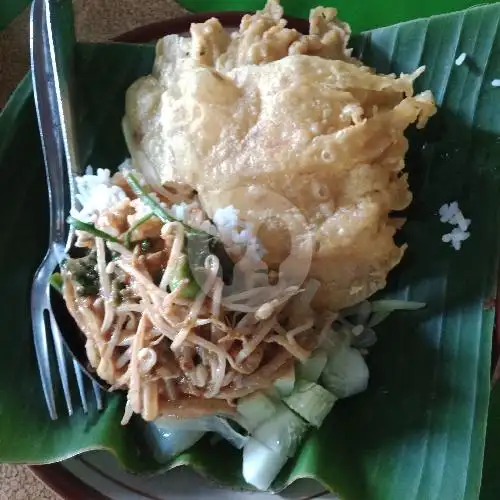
<box><xmin>0</xmin><ymin>0</ymin><xmax>186</xmax><ymax>107</ymax></box>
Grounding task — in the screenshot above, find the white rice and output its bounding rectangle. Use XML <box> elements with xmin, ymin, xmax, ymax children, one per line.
<box><xmin>213</xmin><ymin>205</ymin><xmax>265</xmax><ymax>259</ymax></box>
<box><xmin>170</xmin><ymin>202</ymin><xmax>190</xmax><ymax>221</ymax></box>
<box><xmin>71</xmin><ymin>167</ymin><xmax>127</xmax><ymax>222</ymax></box>
<box><xmin>439</xmin><ymin>201</ymin><xmax>471</xmax><ymax>251</ymax></box>
<box><xmin>455</xmin><ymin>52</ymin><xmax>466</xmax><ymax>66</ymax></box>
<box><xmin>213</xmin><ymin>205</ymin><xmax>240</xmax><ymax>232</ymax></box>
<box><xmin>442</xmin><ymin>227</ymin><xmax>470</xmax><ymax>251</ymax></box>
<box><xmin>72</xmin><ymin>164</ymin><xmax>265</xmax><ymax>258</ymax></box>
<box><xmin>439</xmin><ymin>201</ymin><xmax>459</xmax><ymax>223</ymax></box>
<box><xmin>130</xmin><ymin>198</ymin><xmax>154</xmax><ymax>220</ymax></box>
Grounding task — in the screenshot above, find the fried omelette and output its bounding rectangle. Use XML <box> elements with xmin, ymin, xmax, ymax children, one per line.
<box><xmin>123</xmin><ymin>0</ymin><xmax>436</xmax><ymax>311</ymax></box>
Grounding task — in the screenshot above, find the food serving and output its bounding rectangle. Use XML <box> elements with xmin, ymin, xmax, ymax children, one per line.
<box><xmin>53</xmin><ymin>0</ymin><xmax>436</xmax><ymax>490</ymax></box>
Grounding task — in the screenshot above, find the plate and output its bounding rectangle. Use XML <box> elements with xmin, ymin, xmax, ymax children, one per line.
<box><xmin>33</xmin><ymin>452</ymin><xmax>332</xmax><ymax>500</ymax></box>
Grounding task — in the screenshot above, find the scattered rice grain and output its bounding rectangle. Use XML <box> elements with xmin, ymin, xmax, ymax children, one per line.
<box><xmin>455</xmin><ymin>52</ymin><xmax>466</xmax><ymax>66</ymax></box>
<box><xmin>439</xmin><ymin>201</ymin><xmax>471</xmax><ymax>251</ymax></box>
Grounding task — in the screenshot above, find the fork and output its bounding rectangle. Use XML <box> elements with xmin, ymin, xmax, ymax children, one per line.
<box><xmin>30</xmin><ymin>0</ymin><xmax>102</xmax><ymax>419</ymax></box>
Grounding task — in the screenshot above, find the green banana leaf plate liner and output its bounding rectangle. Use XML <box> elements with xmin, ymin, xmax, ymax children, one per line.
<box><xmin>177</xmin><ymin>0</ymin><xmax>500</xmax><ymax>32</ymax></box>
<box><xmin>2</xmin><ymin>3</ymin><xmax>500</xmax><ymax>500</ymax></box>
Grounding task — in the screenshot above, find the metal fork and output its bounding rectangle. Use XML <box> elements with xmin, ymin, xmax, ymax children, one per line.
<box><xmin>30</xmin><ymin>0</ymin><xmax>102</xmax><ymax>419</ymax></box>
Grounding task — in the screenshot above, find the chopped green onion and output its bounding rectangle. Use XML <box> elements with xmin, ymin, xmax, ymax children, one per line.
<box><xmin>125</xmin><ymin>173</ymin><xmax>172</xmax><ymax>223</ymax></box>
<box><xmin>169</xmin><ymin>254</ymin><xmax>200</xmax><ymax>299</ymax></box>
<box><xmin>125</xmin><ymin>173</ymin><xmax>234</xmax><ymax>285</ymax></box>
<box><xmin>283</xmin><ymin>380</ymin><xmax>336</xmax><ymax>428</ymax></box>
<box><xmin>126</xmin><ymin>173</ymin><xmax>215</xmax><ymax>241</ymax></box>
<box><xmin>124</xmin><ymin>213</ymin><xmax>153</xmax><ymax>248</ymax></box>
<box><xmin>49</xmin><ymin>272</ymin><xmax>63</xmax><ymax>294</ymax></box>
<box><xmin>67</xmin><ymin>216</ymin><xmax>121</xmax><ymax>244</ymax></box>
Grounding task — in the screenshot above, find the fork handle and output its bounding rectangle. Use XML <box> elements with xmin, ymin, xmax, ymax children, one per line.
<box><xmin>44</xmin><ymin>0</ymin><xmax>80</xmax><ymax>180</ymax></box>
<box><xmin>32</xmin><ymin>0</ymin><xmax>80</xmax><ymax>251</ymax></box>
<box><xmin>31</xmin><ymin>0</ymin><xmax>67</xmax><ymax>249</ymax></box>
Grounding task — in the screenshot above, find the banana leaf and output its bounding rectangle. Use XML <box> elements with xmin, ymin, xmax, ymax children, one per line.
<box><xmin>0</xmin><ymin>0</ymin><xmax>30</xmax><ymax>30</ymax></box>
<box><xmin>482</xmin><ymin>383</ymin><xmax>500</xmax><ymax>500</ymax></box>
<box><xmin>178</xmin><ymin>0</ymin><xmax>500</xmax><ymax>31</ymax></box>
<box><xmin>2</xmin><ymin>3</ymin><xmax>500</xmax><ymax>499</ymax></box>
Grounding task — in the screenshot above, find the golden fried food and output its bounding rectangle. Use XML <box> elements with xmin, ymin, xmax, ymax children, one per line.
<box><xmin>124</xmin><ymin>0</ymin><xmax>436</xmax><ymax>311</ymax></box>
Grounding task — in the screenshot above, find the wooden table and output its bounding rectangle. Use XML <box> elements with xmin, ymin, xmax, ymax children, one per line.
<box><xmin>0</xmin><ymin>0</ymin><xmax>185</xmax><ymax>107</ymax></box>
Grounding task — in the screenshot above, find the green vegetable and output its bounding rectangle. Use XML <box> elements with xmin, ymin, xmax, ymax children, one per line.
<box><xmin>283</xmin><ymin>380</ymin><xmax>337</xmax><ymax>428</ymax></box>
<box><xmin>321</xmin><ymin>345</ymin><xmax>369</xmax><ymax>399</ymax></box>
<box><xmin>244</xmin><ymin>405</ymin><xmax>309</xmax><ymax>490</ymax></box>
<box><xmin>125</xmin><ymin>174</ymin><xmax>232</xmax><ymax>282</ymax></box>
<box><xmin>155</xmin><ymin>416</ymin><xmax>248</xmax><ymax>450</ymax></box>
<box><xmin>242</xmin><ymin>438</ymin><xmax>288</xmax><ymax>491</ymax></box>
<box><xmin>252</xmin><ymin>405</ymin><xmax>309</xmax><ymax>458</ymax></box>
<box><xmin>140</xmin><ymin>238</ymin><xmax>153</xmax><ymax>253</ymax></box>
<box><xmin>67</xmin><ymin>216</ymin><xmax>121</xmax><ymax>244</ymax></box>
<box><xmin>296</xmin><ymin>351</ymin><xmax>328</xmax><ymax>383</ymax></box>
<box><xmin>126</xmin><ymin>173</ymin><xmax>208</xmax><ymax>240</ymax></box>
<box><xmin>124</xmin><ymin>213</ymin><xmax>153</xmax><ymax>248</ymax></box>
<box><xmin>237</xmin><ymin>392</ymin><xmax>277</xmax><ymax>432</ymax></box>
<box><xmin>49</xmin><ymin>272</ymin><xmax>63</xmax><ymax>294</ymax></box>
<box><xmin>340</xmin><ymin>300</ymin><xmax>372</xmax><ymax>325</ymax></box>
<box><xmin>63</xmin><ymin>251</ymin><xmax>100</xmax><ymax>297</ymax></box>
<box><xmin>125</xmin><ymin>173</ymin><xmax>172</xmax><ymax>222</ymax></box>
<box><xmin>111</xmin><ymin>277</ymin><xmax>126</xmax><ymax>306</ymax></box>
<box><xmin>169</xmin><ymin>254</ymin><xmax>201</xmax><ymax>299</ymax></box>
<box><xmin>367</xmin><ymin>311</ymin><xmax>392</xmax><ymax>327</ymax></box>
<box><xmin>147</xmin><ymin>423</ymin><xmax>205</xmax><ymax>462</ymax></box>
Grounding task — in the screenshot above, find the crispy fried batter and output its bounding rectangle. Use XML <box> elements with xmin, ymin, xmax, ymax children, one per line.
<box><xmin>124</xmin><ymin>0</ymin><xmax>436</xmax><ymax>311</ymax></box>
